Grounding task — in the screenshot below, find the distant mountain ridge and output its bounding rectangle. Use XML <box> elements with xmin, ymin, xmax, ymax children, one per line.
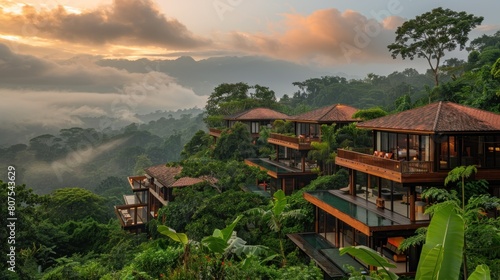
<box><xmin>97</xmin><ymin>55</ymin><xmax>350</xmax><ymax>96</ymax></box>
<box><xmin>0</xmin><ymin>108</ymin><xmax>204</xmax><ymax>146</ymax></box>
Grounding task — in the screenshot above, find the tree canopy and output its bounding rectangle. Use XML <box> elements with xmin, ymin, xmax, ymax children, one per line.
<box><xmin>204</xmin><ymin>83</ymin><xmax>280</xmax><ymax>128</ymax></box>
<box><xmin>213</xmin><ymin>122</ymin><xmax>256</xmax><ymax>161</ymax></box>
<box><xmin>388</xmin><ymin>7</ymin><xmax>483</xmax><ymax>86</ymax></box>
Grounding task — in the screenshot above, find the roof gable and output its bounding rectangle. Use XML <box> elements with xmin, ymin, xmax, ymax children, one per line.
<box><xmin>291</xmin><ymin>104</ymin><xmax>359</xmax><ymax>123</ymax></box>
<box><xmin>225</xmin><ymin>107</ymin><xmax>289</xmax><ymax>121</ymax></box>
<box><xmin>358</xmin><ymin>101</ymin><xmax>500</xmax><ymax>133</ymax></box>
<box><xmin>144</xmin><ymin>165</ymin><xmax>182</xmax><ymax>187</ymax></box>
<box><xmin>171</xmin><ymin>176</ymin><xmax>218</xmax><ymax>187</ymax></box>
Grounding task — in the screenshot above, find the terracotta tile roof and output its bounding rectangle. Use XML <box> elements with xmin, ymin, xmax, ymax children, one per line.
<box><xmin>225</xmin><ymin>107</ymin><xmax>289</xmax><ymax>121</ymax></box>
<box><xmin>357</xmin><ymin>101</ymin><xmax>500</xmax><ymax>133</ymax></box>
<box><xmin>171</xmin><ymin>176</ymin><xmax>218</xmax><ymax>187</ymax></box>
<box><xmin>290</xmin><ymin>104</ymin><xmax>360</xmax><ymax>123</ymax></box>
<box><xmin>144</xmin><ymin>165</ymin><xmax>182</xmax><ymax>187</ymax></box>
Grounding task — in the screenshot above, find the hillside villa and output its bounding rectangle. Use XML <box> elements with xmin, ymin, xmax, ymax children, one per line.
<box><xmin>114</xmin><ymin>164</ymin><xmax>216</xmax><ymax>233</ymax></box>
<box><xmin>290</xmin><ymin>101</ymin><xmax>500</xmax><ymax>278</ymax></box>
<box><xmin>245</xmin><ymin>104</ymin><xmax>360</xmax><ymax>195</ymax></box>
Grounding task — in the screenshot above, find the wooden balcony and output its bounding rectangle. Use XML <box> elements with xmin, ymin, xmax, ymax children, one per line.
<box><xmin>123</xmin><ymin>194</ymin><xmax>146</xmax><ymax>205</ymax></box>
<box><xmin>336</xmin><ymin>149</ymin><xmax>446</xmax><ymax>183</ymax></box>
<box><xmin>267</xmin><ymin>133</ymin><xmax>320</xmax><ymax>150</ymax></box>
<box><xmin>149</xmin><ymin>187</ymin><xmax>168</xmax><ymax>206</ymax></box>
<box><xmin>209</xmin><ymin>128</ymin><xmax>222</xmax><ymax>138</ymax></box>
<box><xmin>114</xmin><ymin>203</ymin><xmax>148</xmax><ymax>229</ymax></box>
<box><xmin>128</xmin><ymin>175</ymin><xmax>148</xmax><ymax>191</ymax></box>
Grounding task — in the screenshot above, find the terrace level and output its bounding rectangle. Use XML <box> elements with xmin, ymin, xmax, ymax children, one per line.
<box><xmin>336</xmin><ymin>149</ymin><xmax>500</xmax><ymax>184</ymax></box>
<box><xmin>267</xmin><ymin>133</ymin><xmax>318</xmax><ymax>150</ymax></box>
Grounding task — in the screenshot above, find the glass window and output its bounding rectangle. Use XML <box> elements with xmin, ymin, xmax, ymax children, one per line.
<box><xmin>421</xmin><ymin>135</ymin><xmax>430</xmax><ymax>161</ymax></box>
<box><xmin>396</xmin><ymin>134</ymin><xmax>408</xmax><ymax>160</ymax></box>
<box><xmin>251</xmin><ymin>122</ymin><xmax>259</xmax><ymax>133</ymax></box>
<box><xmin>462</xmin><ymin>136</ymin><xmax>479</xmax><ymax>166</ymax></box>
<box><xmin>449</xmin><ymin>136</ymin><xmax>458</xmax><ymax>168</ymax></box>
<box><xmin>485</xmin><ymin>135</ymin><xmax>500</xmax><ymax>168</ymax></box>
<box><xmin>297</xmin><ymin>123</ymin><xmax>310</xmax><ymax>136</ymax></box>
<box><xmin>310</xmin><ymin>124</ymin><xmax>319</xmax><ymax>137</ymax></box>
<box><xmin>378</xmin><ymin>132</ymin><xmax>387</xmax><ymax>151</ymax></box>
<box><xmin>439</xmin><ymin>135</ymin><xmax>458</xmax><ymax>169</ymax></box>
<box><xmin>388</xmin><ymin>133</ymin><xmax>397</xmax><ymax>154</ymax></box>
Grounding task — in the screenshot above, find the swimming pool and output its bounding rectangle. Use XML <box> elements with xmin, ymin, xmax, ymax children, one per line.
<box><xmin>245</xmin><ymin>158</ymin><xmax>296</xmax><ymax>174</ymax></box>
<box><xmin>308</xmin><ymin>191</ymin><xmax>398</xmax><ymax>227</ymax></box>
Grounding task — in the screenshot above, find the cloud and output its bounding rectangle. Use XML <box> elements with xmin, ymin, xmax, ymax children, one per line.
<box><xmin>0</xmin><ymin>0</ymin><xmax>210</xmax><ymax>49</ymax></box>
<box><xmin>382</xmin><ymin>15</ymin><xmax>406</xmax><ymax>30</ymax></box>
<box><xmin>228</xmin><ymin>8</ymin><xmax>399</xmax><ymax>65</ymax></box>
<box><xmin>0</xmin><ymin>85</ymin><xmax>207</xmax><ymax>131</ymax></box>
<box><xmin>0</xmin><ymin>43</ymin><xmax>157</xmax><ymax>92</ymax></box>
<box><xmin>0</xmin><ymin>44</ymin><xmax>208</xmax><ymax>133</ymax></box>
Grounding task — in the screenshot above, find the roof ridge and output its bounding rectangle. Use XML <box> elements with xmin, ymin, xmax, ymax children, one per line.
<box><xmin>320</xmin><ymin>104</ymin><xmax>339</xmax><ymax>120</ymax></box>
<box><xmin>432</xmin><ymin>101</ymin><xmax>443</xmax><ymax>132</ymax></box>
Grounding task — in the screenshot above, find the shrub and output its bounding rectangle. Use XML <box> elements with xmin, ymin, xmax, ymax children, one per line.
<box><xmin>133</xmin><ymin>246</ymin><xmax>182</xmax><ymax>278</ymax></box>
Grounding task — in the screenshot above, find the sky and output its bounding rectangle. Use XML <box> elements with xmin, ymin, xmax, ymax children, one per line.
<box><xmin>1</xmin><ymin>0</ymin><xmax>499</xmax><ymax>141</ymax></box>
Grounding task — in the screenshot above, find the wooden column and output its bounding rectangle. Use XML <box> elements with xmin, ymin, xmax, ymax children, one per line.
<box><xmin>314</xmin><ymin>206</ymin><xmax>319</xmax><ymax>233</ymax></box>
<box><xmin>367</xmin><ymin>174</ymin><xmax>371</xmax><ymax>199</ymax></box>
<box><xmin>375</xmin><ymin>177</ymin><xmax>384</xmax><ymax>208</ymax></box>
<box><xmin>410</xmin><ymin>186</ymin><xmax>416</xmax><ymax>221</ymax></box>
<box><xmin>335</xmin><ymin>218</ymin><xmax>340</xmax><ymax>247</ymax></box>
<box><xmin>349</xmin><ymin>169</ymin><xmax>356</xmax><ymax>195</ymax></box>
<box><xmin>133</xmin><ymin>206</ymin><xmax>137</xmax><ymax>225</ymax></box>
<box><xmin>301</xmin><ymin>152</ymin><xmax>306</xmax><ymax>172</ymax></box>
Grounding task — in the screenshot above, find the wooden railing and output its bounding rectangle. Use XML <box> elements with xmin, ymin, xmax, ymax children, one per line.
<box><xmin>270</xmin><ymin>133</ymin><xmax>300</xmax><ymax>144</ymax></box>
<box><xmin>337</xmin><ymin>149</ymin><xmax>433</xmax><ymax>174</ymax></box>
<box><xmin>128</xmin><ymin>176</ymin><xmax>148</xmax><ymax>190</ymax></box>
<box><xmin>269</xmin><ymin>133</ymin><xmax>321</xmax><ymax>144</ymax></box>
<box><xmin>401</xmin><ymin>160</ymin><xmax>433</xmax><ymax>174</ymax></box>
<box><xmin>114</xmin><ymin>204</ymin><xmax>148</xmax><ymax>227</ymax></box>
<box><xmin>209</xmin><ymin>128</ymin><xmax>222</xmax><ymax>135</ymax></box>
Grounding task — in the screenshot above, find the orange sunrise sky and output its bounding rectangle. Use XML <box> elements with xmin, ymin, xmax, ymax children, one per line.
<box><xmin>0</xmin><ymin>0</ymin><xmax>499</xmax><ymax>141</ymax></box>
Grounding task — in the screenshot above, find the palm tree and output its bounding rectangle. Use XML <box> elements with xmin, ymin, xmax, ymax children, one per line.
<box><xmin>445</xmin><ymin>165</ymin><xmax>478</xmax><ymax>210</ymax></box>
<box><xmin>308</xmin><ymin>124</ymin><xmax>336</xmax><ymax>175</ymax></box>
<box><xmin>341</xmin><ymin>201</ymin><xmax>492</xmax><ymax>280</ymax></box>
<box><xmin>246</xmin><ymin>190</ymin><xmax>304</xmax><ymax>266</ymax></box>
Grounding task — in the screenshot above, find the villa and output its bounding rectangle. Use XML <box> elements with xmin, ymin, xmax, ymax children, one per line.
<box><xmin>114</xmin><ymin>164</ymin><xmax>216</xmax><ymax>233</ymax></box>
<box><xmin>245</xmin><ymin>103</ymin><xmax>360</xmax><ymax>194</ymax></box>
<box><xmin>290</xmin><ymin>101</ymin><xmax>500</xmax><ymax>277</ymax></box>
<box><xmin>209</xmin><ymin>107</ymin><xmax>290</xmax><ymax>140</ymax></box>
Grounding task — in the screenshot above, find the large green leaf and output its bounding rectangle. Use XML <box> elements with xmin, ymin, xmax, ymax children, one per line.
<box><xmin>227</xmin><ymin>231</ymin><xmax>269</xmax><ymax>258</ymax></box>
<box><xmin>272</xmin><ymin>190</ymin><xmax>287</xmax><ymax>217</ymax></box>
<box><xmin>157</xmin><ymin>225</ymin><xmax>189</xmax><ymax>245</ymax></box>
<box><xmin>201</xmin><ymin>215</ymin><xmax>243</xmax><ymax>254</ymax></box>
<box><xmin>340</xmin><ymin>245</ymin><xmax>396</xmax><ymax>268</ymax></box>
<box><xmin>416</xmin><ymin>202</ymin><xmax>464</xmax><ymax>280</ymax></box>
<box><xmin>201</xmin><ymin>236</ymin><xmax>228</xmax><ymax>254</ymax></box>
<box><xmin>220</xmin><ymin>215</ymin><xmax>242</xmax><ymax>243</ymax></box>
<box><xmin>468</xmin><ymin>265</ymin><xmax>491</xmax><ymax>280</ymax></box>
<box><xmin>417</xmin><ymin>245</ymin><xmax>444</xmax><ymax>279</ymax></box>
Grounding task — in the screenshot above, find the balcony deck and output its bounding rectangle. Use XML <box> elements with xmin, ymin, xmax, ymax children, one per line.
<box><xmin>128</xmin><ymin>175</ymin><xmax>148</xmax><ymax>191</ymax></box>
<box><xmin>244</xmin><ymin>158</ymin><xmax>316</xmax><ymax>178</ymax></box>
<box><xmin>209</xmin><ymin>128</ymin><xmax>222</xmax><ymax>138</ymax></box>
<box><xmin>267</xmin><ymin>133</ymin><xmax>319</xmax><ymax>150</ymax></box>
<box><xmin>288</xmin><ymin>232</ymin><xmax>367</xmax><ymax>279</ymax></box>
<box><xmin>305</xmin><ymin>190</ymin><xmax>427</xmax><ymax>236</ymax></box>
<box><xmin>123</xmin><ymin>194</ymin><xmax>145</xmax><ymax>205</ymax></box>
<box><xmin>114</xmin><ymin>203</ymin><xmax>148</xmax><ymax>229</ymax></box>
<box><xmin>240</xmin><ymin>184</ymin><xmax>272</xmax><ymax>198</ymax></box>
<box><xmin>336</xmin><ymin>149</ymin><xmax>447</xmax><ymax>183</ymax></box>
